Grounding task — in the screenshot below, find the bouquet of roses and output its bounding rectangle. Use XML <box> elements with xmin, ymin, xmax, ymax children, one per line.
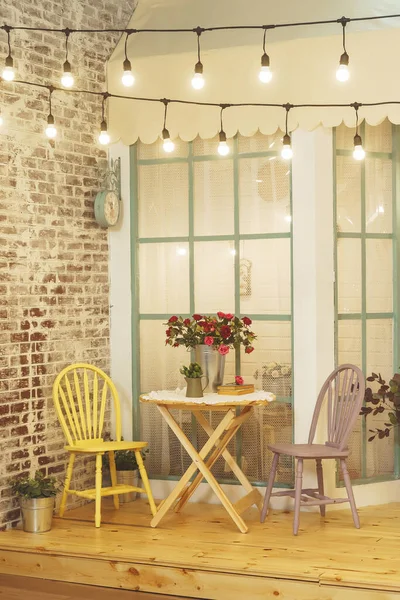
<box><xmin>165</xmin><ymin>312</ymin><xmax>256</xmax><ymax>355</ymax></box>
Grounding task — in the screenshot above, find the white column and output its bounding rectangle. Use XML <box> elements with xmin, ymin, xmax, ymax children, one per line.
<box><xmin>109</xmin><ymin>142</ymin><xmax>133</xmax><ymax>440</ymax></box>
<box><xmin>291</xmin><ymin>127</ymin><xmax>335</xmax><ymax>488</ymax></box>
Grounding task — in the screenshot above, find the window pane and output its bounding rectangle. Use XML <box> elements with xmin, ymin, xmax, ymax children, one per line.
<box><xmin>137</xmin><ymin>138</ymin><xmax>189</xmax><ymax>159</ymax></box>
<box><xmin>239</xmin><ymin>157</ymin><xmax>290</xmax><ymax>234</ymax></box>
<box><xmin>193</xmin><ymin>134</ymin><xmax>220</xmax><ymax>156</ymax></box>
<box><xmin>364</xmin><ymin>119</ymin><xmax>392</xmax><ymax>153</ymax></box>
<box><xmin>335</xmin><ymin>123</ymin><xmax>356</xmax><ymax>151</ymax></box>
<box><xmin>139</xmin><ymin>243</ymin><xmax>190</xmax><ymax>313</ymax></box>
<box><xmin>239</xmin><ymin>239</ymin><xmax>291</xmax><ymax>315</ymax></box>
<box><xmin>336</xmin><ymin>156</ymin><xmax>361</xmax><ymax>233</ymax></box>
<box><xmin>366</xmin><ymin>239</ymin><xmax>393</xmax><ymax>313</ymax></box>
<box><xmin>238</xmin><ymin>130</ymin><xmax>282</xmax><ymax>154</ymax></box>
<box><xmin>138</xmin><ymin>163</ymin><xmax>188</xmax><ymax>238</ymax></box>
<box><xmin>365</xmin><ymin>158</ymin><xmax>392</xmax><ymax>234</ymax></box>
<box><xmin>337</xmin><ymin>239</ymin><xmax>361</xmax><ymax>313</ymax></box>
<box><xmin>337</xmin><ymin>320</ymin><xmax>362</xmax><ymax>367</ymax></box>
<box><xmin>194</xmin><ymin>160</ymin><xmax>234</xmax><ymax>236</ymax></box>
<box><xmin>194</xmin><ymin>241</ymin><xmax>235</xmax><ymax>313</ymax></box>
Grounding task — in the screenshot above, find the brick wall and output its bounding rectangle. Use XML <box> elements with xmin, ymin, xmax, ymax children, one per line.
<box><xmin>0</xmin><ymin>0</ymin><xmax>135</xmax><ymax>528</ymax></box>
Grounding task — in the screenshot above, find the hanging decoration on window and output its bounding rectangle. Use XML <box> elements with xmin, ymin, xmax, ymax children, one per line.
<box><xmin>240</xmin><ymin>259</ymin><xmax>252</xmax><ymax>297</ymax></box>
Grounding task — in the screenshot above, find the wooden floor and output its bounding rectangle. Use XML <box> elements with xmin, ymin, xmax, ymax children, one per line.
<box><xmin>1</xmin><ymin>499</ymin><xmax>400</xmax><ymax>599</ymax></box>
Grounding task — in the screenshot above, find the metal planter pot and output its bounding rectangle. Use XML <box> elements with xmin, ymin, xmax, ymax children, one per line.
<box><xmin>20</xmin><ymin>497</ymin><xmax>55</xmax><ymax>533</ymax></box>
<box><xmin>117</xmin><ymin>470</ymin><xmax>138</xmax><ymax>503</ymax></box>
<box><xmin>195</xmin><ymin>344</ymin><xmax>226</xmax><ymax>392</ymax></box>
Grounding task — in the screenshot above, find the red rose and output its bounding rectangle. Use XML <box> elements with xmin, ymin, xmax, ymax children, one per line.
<box><xmin>224</xmin><ymin>313</ymin><xmax>234</xmax><ymax>320</ymax></box>
<box><xmin>242</xmin><ymin>316</ymin><xmax>252</xmax><ymax>326</ymax></box>
<box><xmin>198</xmin><ymin>320</ymin><xmax>207</xmax><ymax>328</ymax></box>
<box><xmin>173</xmin><ymin>342</ymin><xmax>179</xmax><ymax>347</ymax></box>
<box><xmin>203</xmin><ymin>322</ymin><xmax>213</xmax><ymax>332</ymax></box>
<box><xmin>235</xmin><ymin>375</ymin><xmax>244</xmax><ymax>385</ymax></box>
<box><xmin>183</xmin><ymin>318</ymin><xmax>191</xmax><ymax>326</ymax></box>
<box><xmin>218</xmin><ymin>344</ymin><xmax>229</xmax><ymax>355</ymax></box>
<box><xmin>168</xmin><ymin>316</ymin><xmax>178</xmax><ymax>323</ymax></box>
<box><xmin>166</xmin><ymin>328</ymin><xmax>171</xmax><ymax>336</ymax></box>
<box><xmin>204</xmin><ymin>336</ymin><xmax>214</xmax><ymax>346</ymax></box>
<box><xmin>244</xmin><ymin>346</ymin><xmax>254</xmax><ymax>354</ymax></box>
<box><xmin>220</xmin><ymin>325</ymin><xmax>231</xmax><ymax>339</ymax></box>
<box><xmin>193</xmin><ymin>314</ymin><xmax>202</xmax><ymax>321</ymax></box>
<box><xmin>217</xmin><ymin>311</ymin><xmax>226</xmax><ymax>319</ymax></box>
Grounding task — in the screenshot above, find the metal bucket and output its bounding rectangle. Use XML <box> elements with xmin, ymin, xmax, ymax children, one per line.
<box><xmin>20</xmin><ymin>497</ymin><xmax>55</xmax><ymax>533</ymax></box>
<box><xmin>195</xmin><ymin>345</ymin><xmax>226</xmax><ymax>392</ymax></box>
<box><xmin>117</xmin><ymin>470</ymin><xmax>138</xmax><ymax>503</ymax></box>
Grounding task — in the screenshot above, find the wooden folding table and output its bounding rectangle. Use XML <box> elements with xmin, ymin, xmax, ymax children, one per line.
<box><xmin>140</xmin><ymin>391</ymin><xmax>274</xmax><ymax>533</ymax></box>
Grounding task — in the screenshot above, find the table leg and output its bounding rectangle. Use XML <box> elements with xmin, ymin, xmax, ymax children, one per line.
<box><xmin>151</xmin><ymin>406</ymin><xmax>248</xmax><ymax>533</ymax></box>
<box><xmin>150</xmin><ymin>407</ymin><xmax>236</xmax><ymax>528</ymax></box>
<box><xmin>176</xmin><ymin>407</ymin><xmax>262</xmax><ymax>513</ymax></box>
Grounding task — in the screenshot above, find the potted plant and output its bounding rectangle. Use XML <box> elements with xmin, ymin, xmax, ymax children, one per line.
<box><xmin>361</xmin><ymin>371</ymin><xmax>400</xmax><ymax>441</ymax></box>
<box><xmin>254</xmin><ymin>362</ymin><xmax>292</xmax><ymax>396</ymax></box>
<box><xmin>11</xmin><ymin>470</ymin><xmax>58</xmax><ymax>533</ymax></box>
<box><xmin>103</xmin><ymin>445</ymin><xmax>148</xmax><ymax>503</ymax></box>
<box><xmin>180</xmin><ymin>362</ymin><xmax>206</xmax><ymax>397</ymax></box>
<box><xmin>165</xmin><ymin>312</ymin><xmax>256</xmax><ymax>391</ymax></box>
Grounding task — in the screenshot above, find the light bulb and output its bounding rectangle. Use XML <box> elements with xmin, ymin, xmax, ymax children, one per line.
<box><xmin>122</xmin><ymin>59</ymin><xmax>134</xmax><ymax>87</ymax></box>
<box><xmin>218</xmin><ymin>141</ymin><xmax>229</xmax><ymax>156</ymax></box>
<box><xmin>192</xmin><ymin>61</ymin><xmax>204</xmax><ymax>89</ymax></box>
<box><xmin>98</xmin><ymin>120</ymin><xmax>110</xmax><ymax>145</ymax></box>
<box><xmin>2</xmin><ymin>56</ymin><xmax>15</xmax><ymax>82</ymax></box>
<box><xmin>259</xmin><ymin>53</ymin><xmax>272</xmax><ymax>83</ymax></box>
<box><xmin>281</xmin><ymin>134</ymin><xmax>293</xmax><ymax>160</ymax></box>
<box><xmin>336</xmin><ymin>52</ymin><xmax>349</xmax><ymax>82</ymax></box>
<box><xmin>353</xmin><ymin>134</ymin><xmax>365</xmax><ymax>160</ymax></box>
<box><xmin>61</xmin><ymin>61</ymin><xmax>74</xmax><ymax>88</ymax></box>
<box><xmin>45</xmin><ymin>115</ymin><xmax>57</xmax><ymax>139</ymax></box>
<box><xmin>0</xmin><ymin>114</ymin><xmax>3</xmax><ymax>127</ymax></box>
<box><xmin>162</xmin><ymin>128</ymin><xmax>174</xmax><ymax>153</ymax></box>
<box><xmin>259</xmin><ymin>66</ymin><xmax>272</xmax><ymax>83</ymax></box>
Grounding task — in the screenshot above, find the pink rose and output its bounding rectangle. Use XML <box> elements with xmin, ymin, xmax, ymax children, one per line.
<box><xmin>244</xmin><ymin>346</ymin><xmax>254</xmax><ymax>354</ymax></box>
<box><xmin>218</xmin><ymin>344</ymin><xmax>229</xmax><ymax>355</ymax></box>
<box><xmin>235</xmin><ymin>375</ymin><xmax>244</xmax><ymax>385</ymax></box>
<box><xmin>224</xmin><ymin>313</ymin><xmax>234</xmax><ymax>320</ymax></box>
<box><xmin>204</xmin><ymin>336</ymin><xmax>214</xmax><ymax>346</ymax></box>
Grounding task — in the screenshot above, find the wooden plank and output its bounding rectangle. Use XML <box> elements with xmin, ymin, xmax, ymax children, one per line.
<box><xmin>233</xmin><ymin>489</ymin><xmax>263</xmax><ymax>515</ymax></box>
<box><xmin>0</xmin><ymin>550</ymin><xmax>400</xmax><ymax>600</ymax></box>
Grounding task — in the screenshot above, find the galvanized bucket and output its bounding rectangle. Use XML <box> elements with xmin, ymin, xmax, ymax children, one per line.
<box><xmin>195</xmin><ymin>344</ymin><xmax>226</xmax><ymax>393</ymax></box>
<box><xmin>20</xmin><ymin>497</ymin><xmax>55</xmax><ymax>533</ymax></box>
<box><xmin>117</xmin><ymin>470</ymin><xmax>138</xmax><ymax>503</ymax></box>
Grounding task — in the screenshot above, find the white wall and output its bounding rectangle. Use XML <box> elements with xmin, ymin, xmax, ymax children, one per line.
<box><xmin>109</xmin><ymin>129</ymin><xmax>400</xmax><ymax>509</ymax></box>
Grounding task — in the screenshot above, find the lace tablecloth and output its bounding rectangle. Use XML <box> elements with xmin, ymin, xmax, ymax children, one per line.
<box><xmin>140</xmin><ymin>388</ymin><xmax>275</xmax><ymax>406</ymax></box>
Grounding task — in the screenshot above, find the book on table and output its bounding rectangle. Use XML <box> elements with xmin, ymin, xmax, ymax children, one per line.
<box><xmin>217</xmin><ymin>383</ymin><xmax>255</xmax><ymax>395</ymax></box>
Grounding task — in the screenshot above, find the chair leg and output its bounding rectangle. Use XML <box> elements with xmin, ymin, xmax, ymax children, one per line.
<box><xmin>293</xmin><ymin>458</ymin><xmax>303</xmax><ymax>536</ymax></box>
<box><xmin>260</xmin><ymin>452</ymin><xmax>279</xmax><ymax>523</ymax></box>
<box><xmin>59</xmin><ymin>453</ymin><xmax>75</xmax><ymax>518</ymax></box>
<box><xmin>95</xmin><ymin>454</ymin><xmax>102</xmax><ymax>528</ymax></box>
<box><xmin>340</xmin><ymin>459</ymin><xmax>360</xmax><ymax>529</ymax></box>
<box><xmin>108</xmin><ymin>451</ymin><xmax>120</xmax><ymax>510</ymax></box>
<box><xmin>135</xmin><ymin>450</ymin><xmax>157</xmax><ymax>517</ymax></box>
<box><xmin>315</xmin><ymin>458</ymin><xmax>325</xmax><ymax>517</ymax></box>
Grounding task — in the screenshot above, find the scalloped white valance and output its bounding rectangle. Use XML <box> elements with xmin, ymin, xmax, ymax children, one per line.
<box><xmin>107</xmin><ymin>0</ymin><xmax>400</xmax><ymax>145</ymax></box>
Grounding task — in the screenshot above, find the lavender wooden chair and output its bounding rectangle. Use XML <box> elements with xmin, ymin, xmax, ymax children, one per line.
<box><xmin>260</xmin><ymin>364</ymin><xmax>365</xmax><ymax>535</ymax></box>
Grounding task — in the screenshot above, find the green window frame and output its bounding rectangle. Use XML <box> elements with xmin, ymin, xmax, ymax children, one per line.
<box><xmin>129</xmin><ymin>135</ymin><xmax>294</xmax><ymax>487</ymax></box>
<box><xmin>333</xmin><ymin>122</ymin><xmax>400</xmax><ymax>484</ymax></box>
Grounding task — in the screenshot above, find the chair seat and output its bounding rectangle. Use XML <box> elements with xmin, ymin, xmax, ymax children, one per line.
<box><xmin>65</xmin><ymin>440</ymin><xmax>148</xmax><ymax>453</ymax></box>
<box><xmin>268</xmin><ymin>442</ymin><xmax>349</xmax><ymax>458</ymax></box>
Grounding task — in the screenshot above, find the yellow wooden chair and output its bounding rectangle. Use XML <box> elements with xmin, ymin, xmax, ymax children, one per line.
<box><xmin>53</xmin><ymin>363</ymin><xmax>157</xmax><ymax>527</ymax></box>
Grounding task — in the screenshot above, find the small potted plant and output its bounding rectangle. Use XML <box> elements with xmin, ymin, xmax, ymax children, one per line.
<box><xmin>103</xmin><ymin>444</ymin><xmax>148</xmax><ymax>503</ymax></box>
<box><xmin>180</xmin><ymin>362</ymin><xmax>206</xmax><ymax>398</ymax></box>
<box><xmin>11</xmin><ymin>470</ymin><xmax>58</xmax><ymax>533</ymax></box>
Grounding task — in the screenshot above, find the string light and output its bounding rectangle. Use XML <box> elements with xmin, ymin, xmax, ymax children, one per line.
<box><xmin>98</xmin><ymin>94</ymin><xmax>110</xmax><ymax>145</ymax></box>
<box><xmin>259</xmin><ymin>28</ymin><xmax>272</xmax><ymax>83</ymax></box>
<box><xmin>218</xmin><ymin>105</ymin><xmax>230</xmax><ymax>156</ymax></box>
<box><xmin>336</xmin><ymin>17</ymin><xmax>350</xmax><ymax>82</ymax></box>
<box><xmin>352</xmin><ymin>103</ymin><xmax>365</xmax><ymax>160</ymax></box>
<box><xmin>61</xmin><ymin>30</ymin><xmax>74</xmax><ymax>88</ymax></box>
<box><xmin>2</xmin><ymin>26</ymin><xmax>15</xmax><ymax>82</ymax></box>
<box><xmin>192</xmin><ymin>27</ymin><xmax>205</xmax><ymax>90</ymax></box>
<box><xmin>281</xmin><ymin>104</ymin><xmax>293</xmax><ymax>160</ymax></box>
<box><xmin>122</xmin><ymin>31</ymin><xmax>135</xmax><ymax>87</ymax></box>
<box><xmin>45</xmin><ymin>87</ymin><xmax>57</xmax><ymax>138</ymax></box>
<box><xmin>161</xmin><ymin>99</ymin><xmax>174</xmax><ymax>152</ymax></box>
